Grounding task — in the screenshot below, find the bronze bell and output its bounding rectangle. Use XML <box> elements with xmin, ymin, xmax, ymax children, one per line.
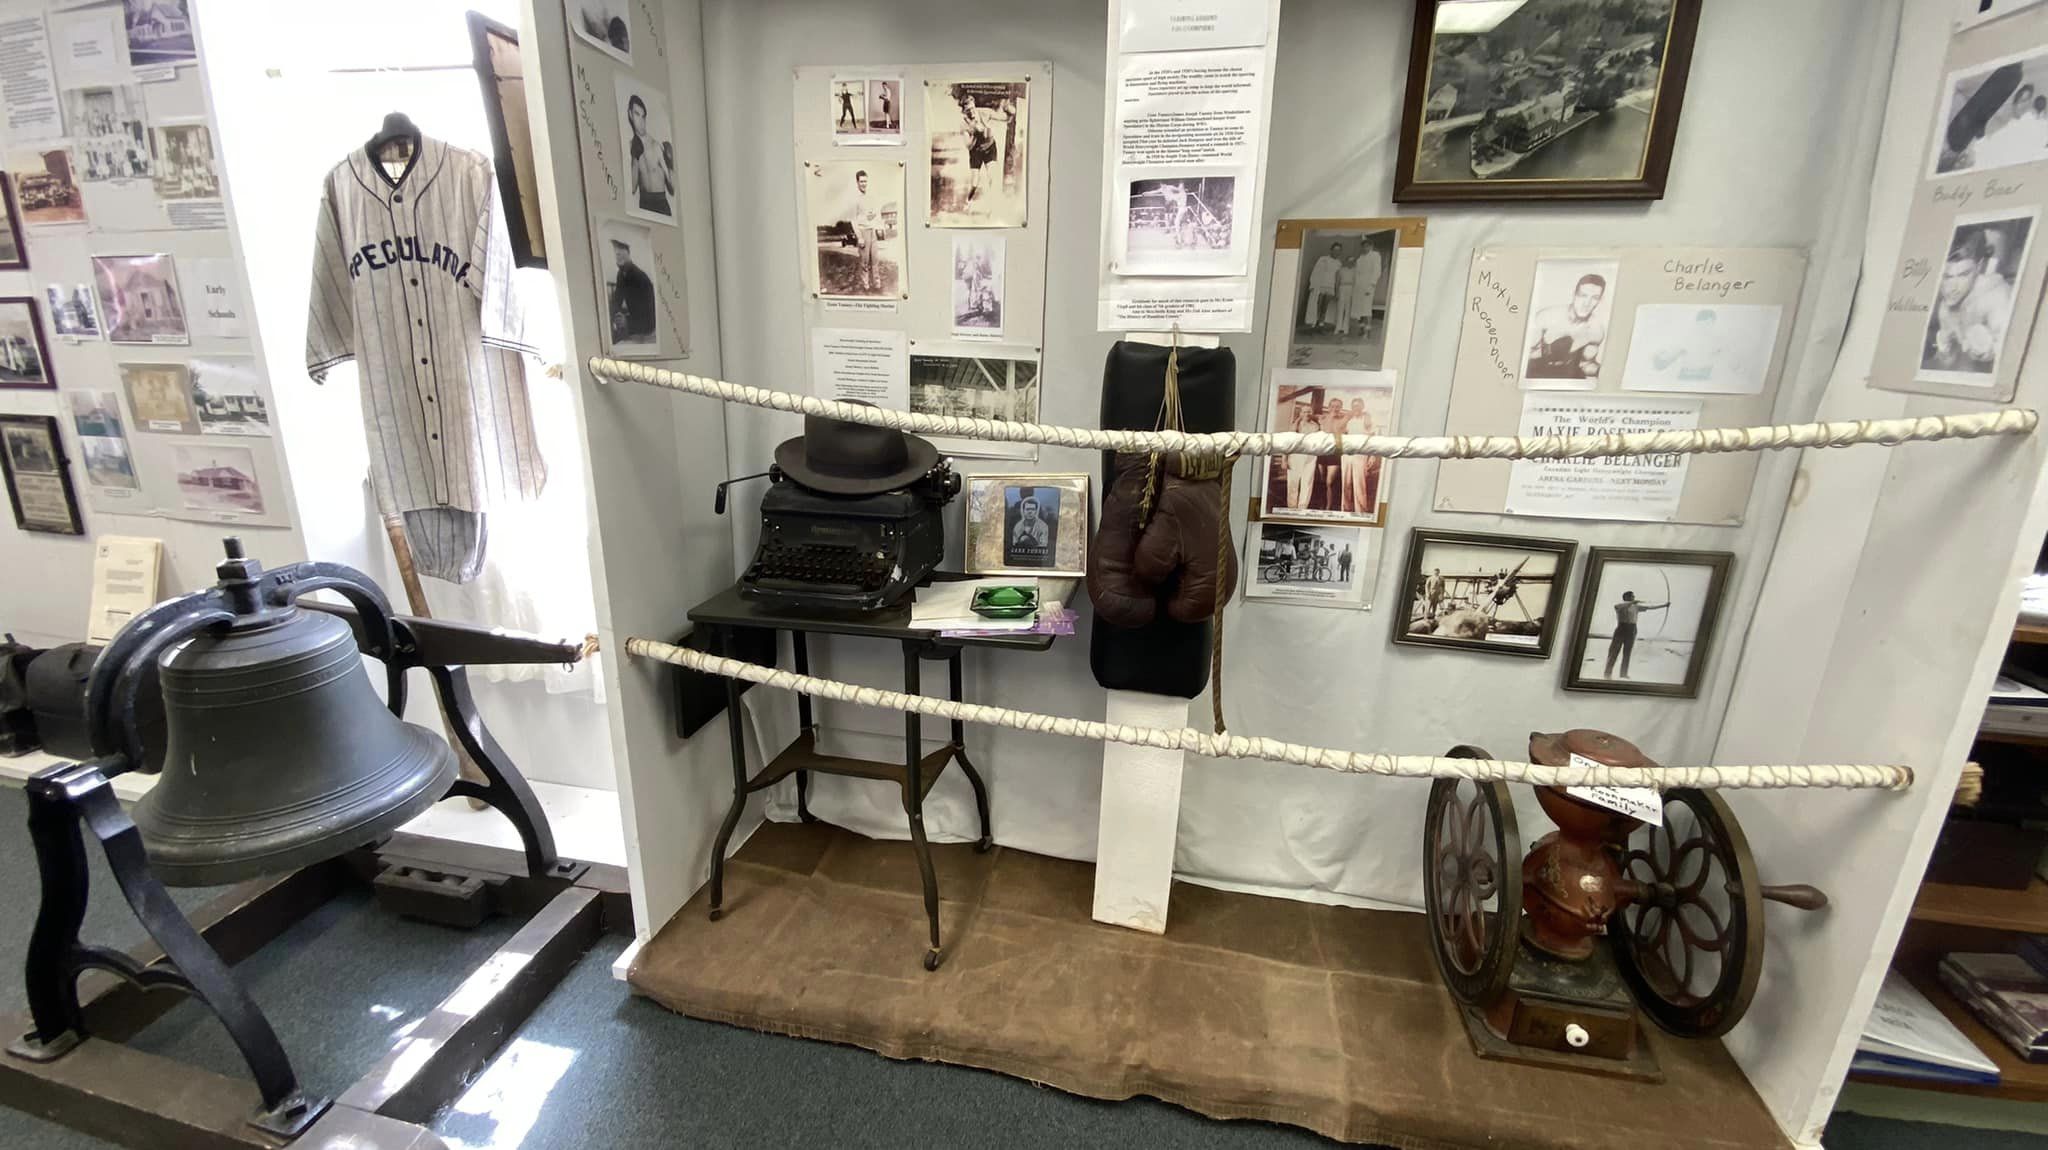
<box><xmin>132</xmin><ymin>583</ymin><xmax>457</xmax><ymax>887</ymax></box>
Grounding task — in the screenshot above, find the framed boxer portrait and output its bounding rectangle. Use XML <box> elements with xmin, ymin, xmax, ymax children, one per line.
<box><xmin>964</xmin><ymin>472</ymin><xmax>1088</xmax><ymax>578</ymax></box>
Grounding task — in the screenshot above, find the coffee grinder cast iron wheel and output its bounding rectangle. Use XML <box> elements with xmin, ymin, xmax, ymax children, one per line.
<box><xmin>1420</xmin><ymin>732</ymin><xmax>1828</xmax><ymax>1079</ymax></box>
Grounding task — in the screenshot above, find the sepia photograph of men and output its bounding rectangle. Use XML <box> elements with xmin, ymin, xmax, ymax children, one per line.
<box><xmin>63</xmin><ymin>85</ymin><xmax>151</xmax><ymax>182</ymax></box>
<box><xmin>599</xmin><ymin>220</ymin><xmax>658</xmax><ymax>353</ymax></box>
<box><xmin>151</xmin><ymin>122</ymin><xmax>219</xmax><ymax>200</ymax></box>
<box><xmin>1930</xmin><ymin>47</ymin><xmax>2048</xmax><ymax>178</ymax></box>
<box><xmin>1258</xmin><ymin>370</ymin><xmax>1394</xmax><ymax>526</ymax></box>
<box><xmin>1290</xmin><ymin>227</ymin><xmax>1398</xmax><ymax>370</ymax></box>
<box><xmin>1920</xmin><ymin>210</ymin><xmax>2036</xmax><ymax>387</ymax></box>
<box><xmin>1562</xmin><ymin>547</ymin><xmax>1731</xmax><ymax>697</ymax></box>
<box><xmin>616</xmin><ymin>76</ymin><xmax>677</xmax><ymax>226</ymax></box>
<box><xmin>806</xmin><ymin>160</ymin><xmax>905</xmax><ymax>298</ymax></box>
<box><xmin>1400</xmin><ymin>0</ymin><xmax>1696</xmax><ymax>199</ymax></box>
<box><xmin>567</xmin><ymin>0</ymin><xmax>631</xmax><ymax>64</ymax></box>
<box><xmin>1520</xmin><ymin>257</ymin><xmax>1618</xmax><ymax>387</ymax></box>
<box><xmin>927</xmin><ymin>79</ymin><xmax>1027</xmax><ymax>227</ymax></box>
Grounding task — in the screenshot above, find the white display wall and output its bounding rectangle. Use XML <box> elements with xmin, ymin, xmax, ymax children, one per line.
<box><xmin>519</xmin><ymin>1</ymin><xmax>2048</xmax><ymax>1146</ymax></box>
<box><xmin>701</xmin><ymin>0</ymin><xmax>1900</xmax><ymax>910</ymax></box>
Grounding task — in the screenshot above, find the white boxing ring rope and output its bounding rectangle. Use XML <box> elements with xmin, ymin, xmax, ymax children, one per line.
<box><xmin>591</xmin><ymin>356</ymin><xmax>2028</xmax><ymax>793</ymax></box>
<box><xmin>625</xmin><ymin>638</ymin><xmax>1914</xmax><ymax>792</ymax></box>
<box><xmin>586</xmin><ymin>357</ymin><xmax>2038</xmax><ymax>461</ymax></box>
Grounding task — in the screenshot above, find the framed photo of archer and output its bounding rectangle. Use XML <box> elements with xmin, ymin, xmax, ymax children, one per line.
<box><xmin>1393</xmin><ymin>0</ymin><xmax>1703</xmax><ymax>202</ymax></box>
<box><xmin>1561</xmin><ymin>547</ymin><xmax>1732</xmax><ymax>698</ymax></box>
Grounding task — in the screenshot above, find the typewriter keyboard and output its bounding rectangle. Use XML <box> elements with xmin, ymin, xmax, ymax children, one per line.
<box><xmin>746</xmin><ymin>542</ymin><xmax>893</xmax><ymax>591</ymax></box>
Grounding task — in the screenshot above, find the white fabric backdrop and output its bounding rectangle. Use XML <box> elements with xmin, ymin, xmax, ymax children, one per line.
<box><xmin>701</xmin><ymin>0</ymin><xmax>1899</xmax><ymax>909</ymax></box>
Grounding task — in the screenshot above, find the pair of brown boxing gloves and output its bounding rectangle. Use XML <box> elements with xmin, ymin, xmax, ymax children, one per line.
<box><xmin>1087</xmin><ymin>452</ymin><xmax>1237</xmax><ymax>628</ymax></box>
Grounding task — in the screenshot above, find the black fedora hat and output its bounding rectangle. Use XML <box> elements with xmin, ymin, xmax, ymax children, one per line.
<box><xmin>775</xmin><ymin>402</ymin><xmax>939</xmax><ymax>495</ymax></box>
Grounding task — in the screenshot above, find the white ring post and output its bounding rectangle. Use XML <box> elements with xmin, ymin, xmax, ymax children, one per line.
<box><xmin>1092</xmin><ymin>690</ymin><xmax>1193</xmax><ymax>934</ymax></box>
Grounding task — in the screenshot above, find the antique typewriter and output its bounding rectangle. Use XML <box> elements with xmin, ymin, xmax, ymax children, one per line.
<box><xmin>739</xmin><ymin>461</ymin><xmax>959</xmax><ymax>612</ymax></box>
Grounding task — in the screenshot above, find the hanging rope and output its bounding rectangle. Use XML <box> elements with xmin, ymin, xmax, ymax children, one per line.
<box><xmin>1210</xmin><ymin>452</ymin><xmax>1237</xmax><ymax>735</ymax></box>
<box><xmin>622</xmin><ymin>638</ymin><xmax>1914</xmax><ymax>792</ymax></box>
<box><xmin>587</xmin><ymin>357</ymin><xmax>2037</xmax><ymax>460</ymax></box>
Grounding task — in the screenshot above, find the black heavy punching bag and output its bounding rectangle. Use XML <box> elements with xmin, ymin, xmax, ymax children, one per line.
<box><xmin>1088</xmin><ymin>340</ymin><xmax>1235</xmax><ymax>699</ymax></box>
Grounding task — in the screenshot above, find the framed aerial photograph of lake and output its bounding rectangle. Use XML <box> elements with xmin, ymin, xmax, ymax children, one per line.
<box><xmin>1393</xmin><ymin>0</ymin><xmax>1703</xmax><ymax>202</ymax></box>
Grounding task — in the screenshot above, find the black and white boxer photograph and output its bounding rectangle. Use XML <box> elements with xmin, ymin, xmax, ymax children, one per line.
<box><xmin>1520</xmin><ymin>258</ymin><xmax>1619</xmax><ymax>387</ymax></box>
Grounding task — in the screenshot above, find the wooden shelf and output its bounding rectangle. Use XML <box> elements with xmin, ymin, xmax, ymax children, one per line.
<box><xmin>1912</xmin><ymin>879</ymin><xmax>2048</xmax><ymax>933</ymax></box>
<box><xmin>1850</xmin><ymin>958</ymin><xmax>2048</xmax><ymax>1102</ymax></box>
<box><xmin>2015</xmin><ymin>620</ymin><xmax>2048</xmax><ymax>646</ymax></box>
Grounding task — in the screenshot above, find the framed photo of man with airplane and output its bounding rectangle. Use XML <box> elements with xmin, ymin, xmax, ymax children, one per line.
<box><xmin>1392</xmin><ymin>0</ymin><xmax>1704</xmax><ymax>202</ymax></box>
<box><xmin>1391</xmin><ymin>528</ymin><xmax>1576</xmax><ymax>658</ymax></box>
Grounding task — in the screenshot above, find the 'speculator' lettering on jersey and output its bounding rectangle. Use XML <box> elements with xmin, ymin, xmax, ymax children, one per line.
<box><xmin>348</xmin><ymin>235</ymin><xmax>472</xmax><ymax>285</ymax></box>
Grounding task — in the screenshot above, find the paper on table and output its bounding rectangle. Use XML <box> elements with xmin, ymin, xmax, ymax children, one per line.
<box><xmin>87</xmin><ymin>536</ymin><xmax>161</xmax><ymax>644</ymax></box>
<box><xmin>909</xmin><ymin>577</ymin><xmax>1038</xmax><ymax>630</ymax></box>
<box><xmin>810</xmin><ymin>327</ymin><xmax>908</xmax><ymax>409</ymax></box>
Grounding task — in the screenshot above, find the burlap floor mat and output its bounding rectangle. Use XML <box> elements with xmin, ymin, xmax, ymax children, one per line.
<box><xmin>629</xmin><ymin>821</ymin><xmax>1789</xmax><ymax>1149</ymax></box>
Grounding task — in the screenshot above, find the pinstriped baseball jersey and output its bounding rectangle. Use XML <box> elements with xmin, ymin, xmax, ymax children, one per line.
<box><xmin>305</xmin><ymin>134</ymin><xmax>545</xmax><ymax>520</ymax></box>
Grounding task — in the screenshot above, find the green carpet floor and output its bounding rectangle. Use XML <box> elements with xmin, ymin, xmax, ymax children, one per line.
<box><xmin>0</xmin><ymin>785</ymin><xmax>2035</xmax><ymax>1148</ymax></box>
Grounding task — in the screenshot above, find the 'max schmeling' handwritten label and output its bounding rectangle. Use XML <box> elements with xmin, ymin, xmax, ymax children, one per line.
<box><xmin>1470</xmin><ymin>268</ymin><xmax>1522</xmax><ymax>381</ymax></box>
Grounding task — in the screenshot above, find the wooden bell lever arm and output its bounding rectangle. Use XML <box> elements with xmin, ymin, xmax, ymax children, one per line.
<box><xmin>1760</xmin><ymin>884</ymin><xmax>1829</xmax><ymax>911</ymax></box>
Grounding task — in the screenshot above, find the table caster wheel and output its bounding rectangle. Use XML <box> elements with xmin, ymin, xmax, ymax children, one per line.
<box><xmin>708</xmin><ymin>907</ymin><xmax>724</xmax><ymax>923</ymax></box>
<box><xmin>924</xmin><ymin>949</ymin><xmax>941</xmax><ymax>972</ymax></box>
<box><xmin>975</xmin><ymin>836</ymin><xmax>993</xmax><ymax>854</ymax></box>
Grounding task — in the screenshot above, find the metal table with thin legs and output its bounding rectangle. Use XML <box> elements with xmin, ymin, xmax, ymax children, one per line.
<box><xmin>686</xmin><ymin>581</ymin><xmax>1055</xmax><ymax>971</ymax></box>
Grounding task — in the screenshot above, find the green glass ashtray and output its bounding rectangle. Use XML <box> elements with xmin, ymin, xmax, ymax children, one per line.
<box><xmin>970</xmin><ymin>586</ymin><xmax>1038</xmax><ymax>619</ymax></box>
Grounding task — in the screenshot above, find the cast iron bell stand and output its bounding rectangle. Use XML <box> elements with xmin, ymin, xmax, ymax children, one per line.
<box><xmin>4</xmin><ymin>540</ymin><xmax>578</xmax><ymax>1142</ymax></box>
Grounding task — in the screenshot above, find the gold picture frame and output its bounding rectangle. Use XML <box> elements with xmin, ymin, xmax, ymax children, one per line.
<box><xmin>963</xmin><ymin>472</ymin><xmax>1089</xmax><ymax>578</ymax></box>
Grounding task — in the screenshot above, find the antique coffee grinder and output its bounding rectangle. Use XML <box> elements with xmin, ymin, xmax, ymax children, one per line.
<box><xmin>1421</xmin><ymin>730</ymin><xmax>1827</xmax><ymax>1079</ymax></box>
